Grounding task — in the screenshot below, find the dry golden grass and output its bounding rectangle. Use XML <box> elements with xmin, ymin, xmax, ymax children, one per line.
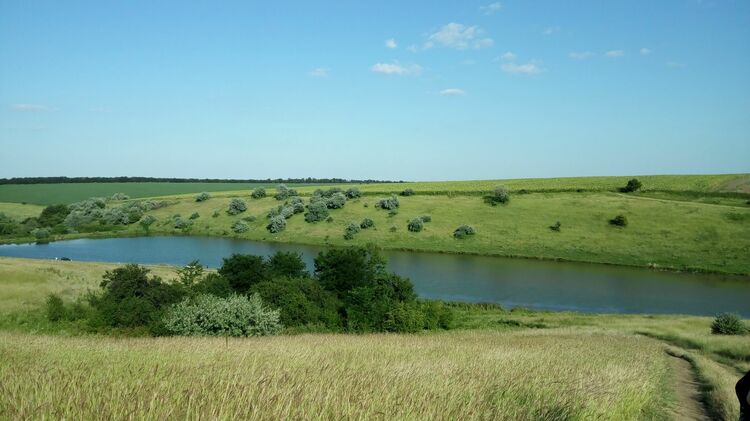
<box><xmin>0</xmin><ymin>329</ymin><xmax>672</xmax><ymax>420</ymax></box>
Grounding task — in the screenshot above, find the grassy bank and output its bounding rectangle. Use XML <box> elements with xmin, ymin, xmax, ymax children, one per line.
<box><xmin>1</xmin><ymin>256</ymin><xmax>749</xmax><ymax>419</ymax></box>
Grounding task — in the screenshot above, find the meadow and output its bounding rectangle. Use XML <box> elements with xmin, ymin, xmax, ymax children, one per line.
<box><xmin>0</xmin><ymin>256</ymin><xmax>748</xmax><ymax>420</ymax></box>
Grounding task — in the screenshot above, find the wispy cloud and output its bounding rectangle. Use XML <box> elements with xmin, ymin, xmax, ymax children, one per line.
<box><xmin>479</xmin><ymin>2</ymin><xmax>502</xmax><ymax>15</ymax></box>
<box><xmin>309</xmin><ymin>67</ymin><xmax>329</xmax><ymax>77</ymax></box>
<box><xmin>407</xmin><ymin>44</ymin><xmax>418</xmax><ymax>53</ymax></box>
<box><xmin>370</xmin><ymin>62</ymin><xmax>422</xmax><ymax>76</ymax></box>
<box><xmin>542</xmin><ymin>26</ymin><xmax>560</xmax><ymax>36</ymax></box>
<box><xmin>640</xmin><ymin>47</ymin><xmax>652</xmax><ymax>56</ymax></box>
<box><xmin>666</xmin><ymin>61</ymin><xmax>686</xmax><ymax>68</ymax></box>
<box><xmin>568</xmin><ymin>51</ymin><xmax>594</xmax><ymax>60</ymax></box>
<box><xmin>439</xmin><ymin>88</ymin><xmax>465</xmax><ymax>96</ymax></box>
<box><xmin>11</xmin><ymin>103</ymin><xmax>49</xmax><ymax>112</ymax></box>
<box><xmin>501</xmin><ymin>62</ymin><xmax>543</xmax><ymax>75</ymax></box>
<box><xmin>501</xmin><ymin>51</ymin><xmax>516</xmax><ymax>61</ymax></box>
<box><xmin>425</xmin><ymin>23</ymin><xmax>494</xmax><ymax>50</ymax></box>
<box><xmin>385</xmin><ymin>38</ymin><xmax>397</xmax><ymax>49</ymax></box>
<box><xmin>605</xmin><ymin>50</ymin><xmax>625</xmax><ymax>58</ymax></box>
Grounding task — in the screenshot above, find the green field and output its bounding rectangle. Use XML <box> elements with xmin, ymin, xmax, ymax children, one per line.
<box><xmin>0</xmin><ymin>182</ymin><xmax>319</xmax><ymax>205</ymax></box>
<box><xmin>2</xmin><ymin>174</ymin><xmax>749</xmax><ymax>275</ymax></box>
<box><xmin>0</xmin><ymin>256</ymin><xmax>747</xmax><ymax>420</ymax></box>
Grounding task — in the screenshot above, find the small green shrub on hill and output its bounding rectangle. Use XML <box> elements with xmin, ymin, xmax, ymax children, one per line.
<box><xmin>267</xmin><ymin>215</ymin><xmax>286</xmax><ymax>233</ymax></box>
<box><xmin>344</xmin><ymin>223</ymin><xmax>360</xmax><ymax>240</ymax></box>
<box><xmin>376</xmin><ymin>195</ymin><xmax>400</xmax><ymax>210</ymax></box>
<box><xmin>609</xmin><ymin>215</ymin><xmax>628</xmax><ymax>227</ymax></box>
<box><xmin>486</xmin><ymin>185</ymin><xmax>510</xmax><ymax>206</ymax></box>
<box><xmin>345</xmin><ymin>187</ymin><xmax>362</xmax><ymax>199</ymax></box>
<box><xmin>453</xmin><ymin>225</ymin><xmax>475</xmax><ymax>239</ymax></box>
<box><xmin>360</xmin><ymin>218</ymin><xmax>374</xmax><ymax>229</ymax></box>
<box><xmin>619</xmin><ymin>178</ymin><xmax>643</xmax><ymax>193</ymax></box>
<box><xmin>407</xmin><ymin>218</ymin><xmax>424</xmax><ymax>233</ymax></box>
<box><xmin>227</xmin><ymin>198</ymin><xmax>247</xmax><ymax>215</ymax></box>
<box><xmin>195</xmin><ymin>192</ymin><xmax>211</xmax><ymax>202</ymax></box>
<box><xmin>711</xmin><ymin>313</ymin><xmax>747</xmax><ymax>335</ymax></box>
<box><xmin>231</xmin><ymin>220</ymin><xmax>249</xmax><ymax>233</ymax></box>
<box><xmin>304</xmin><ymin>200</ymin><xmax>329</xmax><ymax>223</ymax></box>
<box><xmin>251</xmin><ymin>187</ymin><xmax>266</xmax><ymax>199</ymax></box>
<box><xmin>400</xmin><ymin>188</ymin><xmax>415</xmax><ymax>197</ymax></box>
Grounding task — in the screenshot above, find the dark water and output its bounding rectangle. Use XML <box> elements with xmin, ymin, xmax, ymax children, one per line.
<box><xmin>0</xmin><ymin>236</ymin><xmax>748</xmax><ymax>317</ymax></box>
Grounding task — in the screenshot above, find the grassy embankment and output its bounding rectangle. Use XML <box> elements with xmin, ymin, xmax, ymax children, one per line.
<box><xmin>1</xmin><ymin>174</ymin><xmax>749</xmax><ymax>275</ymax></box>
<box><xmin>0</xmin><ymin>257</ymin><xmax>748</xmax><ymax>419</ymax></box>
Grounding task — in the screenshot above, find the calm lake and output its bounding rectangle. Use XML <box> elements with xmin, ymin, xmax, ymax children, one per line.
<box><xmin>0</xmin><ymin>236</ymin><xmax>748</xmax><ymax>317</ymax></box>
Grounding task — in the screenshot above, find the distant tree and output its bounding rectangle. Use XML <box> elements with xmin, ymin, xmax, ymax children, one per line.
<box><xmin>227</xmin><ymin>198</ymin><xmax>247</xmax><ymax>215</ymax></box>
<box><xmin>407</xmin><ymin>218</ymin><xmax>424</xmax><ymax>233</ymax></box>
<box><xmin>195</xmin><ymin>192</ymin><xmax>211</xmax><ymax>202</ymax></box>
<box><xmin>251</xmin><ymin>187</ymin><xmax>267</xmax><ymax>199</ymax></box>
<box><xmin>38</xmin><ymin>204</ymin><xmax>70</xmax><ymax>228</ymax></box>
<box><xmin>619</xmin><ymin>178</ymin><xmax>643</xmax><ymax>193</ymax></box>
<box><xmin>453</xmin><ymin>225</ymin><xmax>476</xmax><ymax>239</ymax></box>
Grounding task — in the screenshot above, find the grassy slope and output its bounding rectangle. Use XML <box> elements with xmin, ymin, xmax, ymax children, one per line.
<box><xmin>130</xmin><ymin>191</ymin><xmax>750</xmax><ymax>274</ymax></box>
<box><xmin>0</xmin><ymin>202</ymin><xmax>45</xmax><ymax>220</ymax></box>
<box><xmin>1</xmin><ymin>257</ymin><xmax>748</xmax><ymax>420</ymax></box>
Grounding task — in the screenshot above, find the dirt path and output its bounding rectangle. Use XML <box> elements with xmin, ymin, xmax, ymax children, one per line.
<box><xmin>670</xmin><ymin>355</ymin><xmax>710</xmax><ymax>421</ymax></box>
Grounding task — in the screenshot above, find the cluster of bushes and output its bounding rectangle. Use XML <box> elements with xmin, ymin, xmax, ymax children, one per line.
<box><xmin>485</xmin><ymin>185</ymin><xmax>510</xmax><ymax>206</ymax></box>
<box><xmin>345</xmin><ymin>187</ymin><xmax>362</xmax><ymax>199</ymax></box>
<box><xmin>195</xmin><ymin>192</ymin><xmax>211</xmax><ymax>202</ymax></box>
<box><xmin>274</xmin><ymin>184</ymin><xmax>298</xmax><ymax>200</ymax></box>
<box><xmin>619</xmin><ymin>178</ymin><xmax>643</xmax><ymax>193</ymax></box>
<box><xmin>251</xmin><ymin>187</ymin><xmax>266</xmax><ymax>199</ymax></box>
<box><xmin>45</xmin><ymin>247</ymin><xmax>453</xmax><ymax>336</ymax></box>
<box><xmin>110</xmin><ymin>192</ymin><xmax>130</xmax><ymax>201</ymax></box>
<box><xmin>400</xmin><ymin>188</ymin><xmax>415</xmax><ymax>196</ymax></box>
<box><xmin>453</xmin><ymin>225</ymin><xmax>475</xmax><ymax>239</ymax></box>
<box><xmin>227</xmin><ymin>198</ymin><xmax>247</xmax><ymax>215</ymax></box>
<box><xmin>407</xmin><ymin>215</ymin><xmax>431</xmax><ymax>233</ymax></box>
<box><xmin>344</xmin><ymin>223</ymin><xmax>360</xmax><ymax>240</ymax></box>
<box><xmin>375</xmin><ymin>195</ymin><xmax>400</xmax><ymax>211</ymax></box>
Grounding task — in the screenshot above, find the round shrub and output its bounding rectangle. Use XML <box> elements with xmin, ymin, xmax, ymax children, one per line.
<box><xmin>609</xmin><ymin>215</ymin><xmax>628</xmax><ymax>227</ymax></box>
<box><xmin>163</xmin><ymin>294</ymin><xmax>281</xmax><ymax>337</ymax></box>
<box><xmin>304</xmin><ymin>200</ymin><xmax>329</xmax><ymax>223</ymax></box>
<box><xmin>231</xmin><ymin>220</ymin><xmax>249</xmax><ymax>233</ymax></box>
<box><xmin>376</xmin><ymin>195</ymin><xmax>400</xmax><ymax>210</ymax></box>
<box><xmin>251</xmin><ymin>187</ymin><xmax>266</xmax><ymax>199</ymax></box>
<box><xmin>453</xmin><ymin>225</ymin><xmax>476</xmax><ymax>239</ymax></box>
<box><xmin>407</xmin><ymin>218</ymin><xmax>424</xmax><ymax>233</ymax></box>
<box><xmin>33</xmin><ymin>227</ymin><xmax>51</xmax><ymax>242</ymax></box>
<box><xmin>326</xmin><ymin>192</ymin><xmax>347</xmax><ymax>209</ymax></box>
<box><xmin>139</xmin><ymin>215</ymin><xmax>156</xmax><ymax>231</ymax></box>
<box><xmin>344</xmin><ymin>223</ymin><xmax>361</xmax><ymax>240</ymax></box>
<box><xmin>487</xmin><ymin>185</ymin><xmax>510</xmax><ymax>205</ymax></box>
<box><xmin>267</xmin><ymin>215</ymin><xmax>286</xmax><ymax>233</ymax></box>
<box><xmin>189</xmin><ymin>212</ymin><xmax>200</xmax><ymax>220</ymax></box>
<box><xmin>360</xmin><ymin>218</ymin><xmax>374</xmax><ymax>229</ymax></box>
<box><xmin>274</xmin><ymin>184</ymin><xmax>298</xmax><ymax>201</ymax></box>
<box><xmin>195</xmin><ymin>192</ymin><xmax>211</xmax><ymax>202</ymax></box>
<box><xmin>173</xmin><ymin>217</ymin><xmax>192</xmax><ymax>230</ymax></box>
<box><xmin>420</xmin><ymin>214</ymin><xmax>432</xmax><ymax>223</ymax></box>
<box><xmin>549</xmin><ymin>221</ymin><xmax>561</xmax><ymax>232</ymax></box>
<box><xmin>400</xmin><ymin>188</ymin><xmax>415</xmax><ymax>197</ymax></box>
<box><xmin>345</xmin><ymin>187</ymin><xmax>362</xmax><ymax>199</ymax></box>
<box><xmin>227</xmin><ymin>198</ymin><xmax>247</xmax><ymax>215</ymax></box>
<box><xmin>711</xmin><ymin>313</ymin><xmax>746</xmax><ymax>335</ymax></box>
<box><xmin>288</xmin><ymin>197</ymin><xmax>305</xmax><ymax>214</ymax></box>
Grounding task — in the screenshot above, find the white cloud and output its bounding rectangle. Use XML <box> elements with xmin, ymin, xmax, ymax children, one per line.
<box><xmin>542</xmin><ymin>26</ymin><xmax>560</xmax><ymax>36</ymax></box>
<box><xmin>425</xmin><ymin>23</ymin><xmax>494</xmax><ymax>50</ymax></box>
<box><xmin>568</xmin><ymin>51</ymin><xmax>594</xmax><ymax>60</ymax></box>
<box><xmin>309</xmin><ymin>67</ymin><xmax>329</xmax><ymax>77</ymax></box>
<box><xmin>501</xmin><ymin>62</ymin><xmax>543</xmax><ymax>75</ymax></box>
<box><xmin>407</xmin><ymin>44</ymin><xmax>418</xmax><ymax>53</ymax></box>
<box><xmin>11</xmin><ymin>103</ymin><xmax>49</xmax><ymax>112</ymax></box>
<box><xmin>370</xmin><ymin>62</ymin><xmax>422</xmax><ymax>76</ymax></box>
<box><xmin>479</xmin><ymin>2</ymin><xmax>502</xmax><ymax>15</ymax></box>
<box><xmin>640</xmin><ymin>48</ymin><xmax>652</xmax><ymax>55</ymax></box>
<box><xmin>501</xmin><ymin>51</ymin><xmax>516</xmax><ymax>61</ymax></box>
<box><xmin>439</xmin><ymin>88</ymin><xmax>465</xmax><ymax>96</ymax></box>
<box><xmin>385</xmin><ymin>38</ymin><xmax>397</xmax><ymax>49</ymax></box>
<box><xmin>605</xmin><ymin>50</ymin><xmax>625</xmax><ymax>58</ymax></box>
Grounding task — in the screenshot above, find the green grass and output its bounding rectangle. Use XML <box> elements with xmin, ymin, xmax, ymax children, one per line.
<box><xmin>0</xmin><ymin>202</ymin><xmax>45</xmax><ymax>220</ymax></box>
<box><xmin>0</xmin><ymin>182</ymin><xmax>318</xmax><ymax>205</ymax></box>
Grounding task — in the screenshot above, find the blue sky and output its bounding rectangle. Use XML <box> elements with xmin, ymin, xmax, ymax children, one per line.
<box><xmin>1</xmin><ymin>0</ymin><xmax>748</xmax><ymax>181</ymax></box>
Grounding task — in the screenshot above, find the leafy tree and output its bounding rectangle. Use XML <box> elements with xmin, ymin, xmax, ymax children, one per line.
<box><xmin>314</xmin><ymin>246</ymin><xmax>386</xmax><ymax>298</ymax></box>
<box><xmin>619</xmin><ymin>178</ymin><xmax>643</xmax><ymax>193</ymax></box>
<box><xmin>407</xmin><ymin>218</ymin><xmax>424</xmax><ymax>232</ymax></box>
<box><xmin>304</xmin><ymin>200</ymin><xmax>329</xmax><ymax>223</ymax></box>
<box><xmin>38</xmin><ymin>204</ymin><xmax>70</xmax><ymax>228</ymax></box>
<box><xmin>486</xmin><ymin>185</ymin><xmax>510</xmax><ymax>205</ymax></box>
<box><xmin>195</xmin><ymin>192</ymin><xmax>211</xmax><ymax>202</ymax></box>
<box><xmin>32</xmin><ymin>227</ymin><xmax>51</xmax><ymax>242</ymax></box>
<box><xmin>250</xmin><ymin>277</ymin><xmax>341</xmax><ymax>329</ymax></box>
<box><xmin>192</xmin><ymin>273</ymin><xmax>233</xmax><ymax>298</ymax></box>
<box><xmin>163</xmin><ymin>294</ymin><xmax>281</xmax><ymax>337</ymax></box>
<box><xmin>176</xmin><ymin>260</ymin><xmax>204</xmax><ymax>288</ymax></box>
<box><xmin>227</xmin><ymin>198</ymin><xmax>247</xmax><ymax>215</ymax></box>
<box><xmin>218</xmin><ymin>254</ymin><xmax>271</xmax><ymax>293</ymax></box>
<box><xmin>267</xmin><ymin>215</ymin><xmax>286</xmax><ymax>233</ymax></box>
<box><xmin>251</xmin><ymin>187</ymin><xmax>266</xmax><ymax>199</ymax></box>
<box><xmin>0</xmin><ymin>212</ymin><xmax>20</xmax><ymax>236</ymax></box>
<box><xmin>453</xmin><ymin>225</ymin><xmax>476</xmax><ymax>239</ymax></box>
<box><xmin>268</xmin><ymin>251</ymin><xmax>308</xmax><ymax>278</ymax></box>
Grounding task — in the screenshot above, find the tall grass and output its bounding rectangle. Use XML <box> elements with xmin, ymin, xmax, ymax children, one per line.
<box><xmin>0</xmin><ymin>330</ymin><xmax>672</xmax><ymax>420</ymax></box>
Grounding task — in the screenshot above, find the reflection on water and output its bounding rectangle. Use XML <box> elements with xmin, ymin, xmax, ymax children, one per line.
<box><xmin>0</xmin><ymin>236</ymin><xmax>747</xmax><ymax>316</ymax></box>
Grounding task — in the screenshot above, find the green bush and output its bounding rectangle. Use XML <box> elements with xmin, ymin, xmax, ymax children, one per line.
<box><xmin>111</xmin><ymin>192</ymin><xmax>130</xmax><ymax>201</ymax></box>
<box><xmin>407</xmin><ymin>218</ymin><xmax>424</xmax><ymax>232</ymax></box>
<box><xmin>344</xmin><ymin>223</ymin><xmax>360</xmax><ymax>240</ymax></box>
<box><xmin>486</xmin><ymin>185</ymin><xmax>510</xmax><ymax>205</ymax></box>
<box><xmin>251</xmin><ymin>187</ymin><xmax>266</xmax><ymax>199</ymax></box>
<box><xmin>250</xmin><ymin>278</ymin><xmax>341</xmax><ymax>329</ymax></box>
<box><xmin>304</xmin><ymin>200</ymin><xmax>329</xmax><ymax>223</ymax></box>
<box><xmin>420</xmin><ymin>214</ymin><xmax>431</xmax><ymax>223</ymax></box>
<box><xmin>274</xmin><ymin>184</ymin><xmax>298</xmax><ymax>200</ymax></box>
<box><xmin>173</xmin><ymin>217</ymin><xmax>192</xmax><ymax>230</ymax></box>
<box><xmin>549</xmin><ymin>221</ymin><xmax>561</xmax><ymax>232</ymax></box>
<box><xmin>453</xmin><ymin>225</ymin><xmax>475</xmax><ymax>239</ymax></box>
<box><xmin>619</xmin><ymin>178</ymin><xmax>643</xmax><ymax>193</ymax></box>
<box><xmin>419</xmin><ymin>300</ymin><xmax>454</xmax><ymax>330</ymax></box>
<box><xmin>195</xmin><ymin>192</ymin><xmax>211</xmax><ymax>202</ymax></box>
<box><xmin>400</xmin><ymin>188</ymin><xmax>415</xmax><ymax>197</ymax></box>
<box><xmin>227</xmin><ymin>198</ymin><xmax>247</xmax><ymax>215</ymax></box>
<box><xmin>314</xmin><ymin>246</ymin><xmax>386</xmax><ymax>298</ymax></box>
<box><xmin>38</xmin><ymin>204</ymin><xmax>70</xmax><ymax>228</ymax></box>
<box><xmin>231</xmin><ymin>220</ymin><xmax>249</xmax><ymax>233</ymax></box>
<box><xmin>326</xmin><ymin>192</ymin><xmax>347</xmax><ymax>209</ymax></box>
<box><xmin>0</xmin><ymin>213</ymin><xmax>20</xmax><ymax>236</ymax></box>
<box><xmin>32</xmin><ymin>227</ymin><xmax>51</xmax><ymax>242</ymax></box>
<box><xmin>288</xmin><ymin>197</ymin><xmax>305</xmax><ymax>214</ymax></box>
<box><xmin>268</xmin><ymin>251</ymin><xmax>308</xmax><ymax>278</ymax></box>
<box><xmin>267</xmin><ymin>215</ymin><xmax>286</xmax><ymax>233</ymax></box>
<box><xmin>345</xmin><ymin>187</ymin><xmax>362</xmax><ymax>199</ymax></box>
<box><xmin>163</xmin><ymin>294</ymin><xmax>281</xmax><ymax>337</ymax></box>
<box><xmin>189</xmin><ymin>212</ymin><xmax>200</xmax><ymax>220</ymax></box>
<box><xmin>360</xmin><ymin>218</ymin><xmax>374</xmax><ymax>229</ymax></box>
<box><xmin>45</xmin><ymin>294</ymin><xmax>67</xmax><ymax>321</ymax></box>
<box><xmin>376</xmin><ymin>195</ymin><xmax>400</xmax><ymax>210</ymax></box>
<box><xmin>711</xmin><ymin>313</ymin><xmax>746</xmax><ymax>335</ymax></box>
<box><xmin>192</xmin><ymin>273</ymin><xmax>233</xmax><ymax>298</ymax></box>
<box><xmin>139</xmin><ymin>215</ymin><xmax>156</xmax><ymax>231</ymax></box>
<box><xmin>219</xmin><ymin>254</ymin><xmax>271</xmax><ymax>293</ymax></box>
<box><xmin>609</xmin><ymin>215</ymin><xmax>628</xmax><ymax>227</ymax></box>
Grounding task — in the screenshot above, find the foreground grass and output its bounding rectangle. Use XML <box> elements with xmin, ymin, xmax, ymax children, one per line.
<box><xmin>0</xmin><ymin>330</ymin><xmax>673</xmax><ymax>420</ymax></box>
